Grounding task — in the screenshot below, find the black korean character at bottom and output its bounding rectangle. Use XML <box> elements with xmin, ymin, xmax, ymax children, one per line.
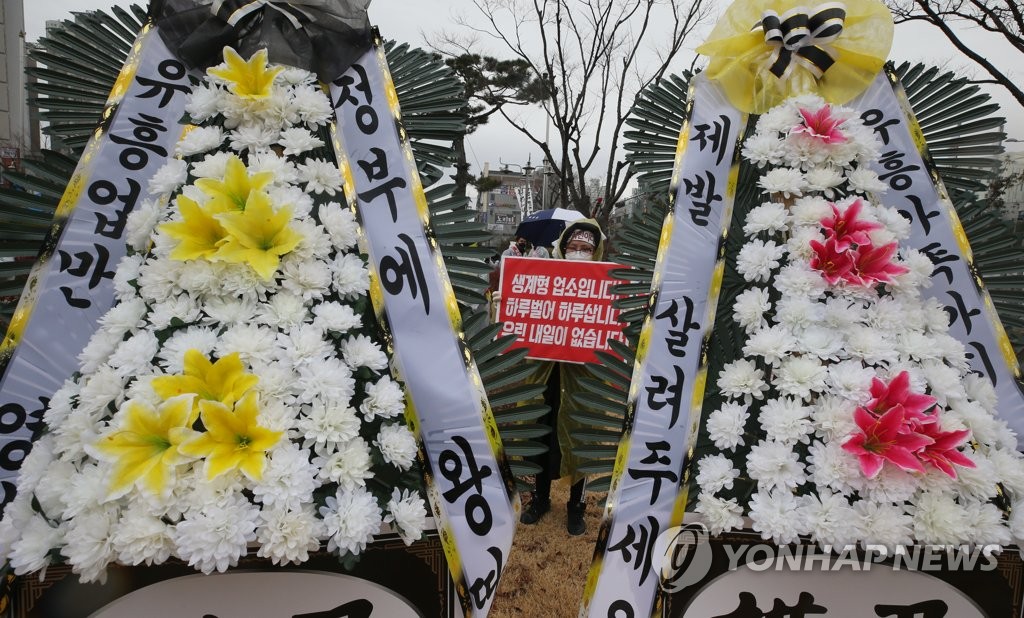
<box><xmin>607</xmin><ymin>599</ymin><xmax>636</xmax><ymax>618</ymax></box>
<box><xmin>627</xmin><ymin>441</ymin><xmax>678</xmax><ymax>503</ymax></box>
<box><xmin>713</xmin><ymin>591</ymin><xmax>827</xmax><ymax>618</ymax></box>
<box><xmin>469</xmin><ymin>546</ymin><xmax>504</xmax><ymax>610</ymax></box>
<box><xmin>439</xmin><ymin>435</ymin><xmax>494</xmax><ymax>536</ymax></box>
<box><xmin>380</xmin><ymin>233</ymin><xmax>430</xmax><ymax>314</ymax></box>
<box><xmin>875</xmin><ymin>600</ymin><xmax>947</xmax><ymax>617</ymax></box>
<box><xmin>607</xmin><ymin>515</ymin><xmax>659</xmax><ymax>586</ymax></box>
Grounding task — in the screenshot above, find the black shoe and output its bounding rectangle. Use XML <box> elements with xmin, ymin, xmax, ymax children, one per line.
<box><xmin>520</xmin><ymin>497</ymin><xmax>550</xmax><ymax>524</ymax></box>
<box><xmin>567</xmin><ymin>502</ymin><xmax>586</xmax><ymax>536</ymax></box>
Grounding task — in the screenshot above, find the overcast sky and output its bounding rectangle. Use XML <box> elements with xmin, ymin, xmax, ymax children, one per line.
<box><xmin>24</xmin><ymin>0</ymin><xmax>1024</xmax><ymax>180</ymax></box>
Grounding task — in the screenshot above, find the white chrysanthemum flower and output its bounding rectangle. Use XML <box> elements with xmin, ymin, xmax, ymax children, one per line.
<box><xmin>806</xmin><ymin>439</ymin><xmax>862</xmax><ymax>496</ymax></box>
<box><xmin>78</xmin><ymin>326</ymin><xmax>122</xmax><ymax>375</ymax></box>
<box><xmin>963</xmin><ymin>373</ymin><xmax>998</xmax><ymax>414</ymax></box>
<box><xmin>801</xmin><ymin>491</ymin><xmax>859</xmax><ymax>548</ymax></box>
<box><xmin>760</xmin><ymin>397</ymin><xmax>813</xmax><ymax>444</ymax></box>
<box><xmin>963</xmin><ymin>501</ymin><xmax>1012</xmax><ymax>546</ymax></box>
<box><xmin>732</xmin><ymin>287</ymin><xmax>771</xmax><ymax>333</ymax></box>
<box><xmin>320</xmin><ymin>201</ymin><xmax>361</xmax><ymax>250</ymax></box>
<box><xmin>861</xmin><ymin>467</ymin><xmax>919</xmax><ymax>503</ymax></box>
<box><xmin>107</xmin><ymin>330</ymin><xmax>160</xmax><ymax>378</ymax></box>
<box><xmin>374</xmin><ymin>423</ymin><xmax>418</xmax><ymax>470</ymax></box>
<box><xmin>332</xmin><ymin>252</ymin><xmax>370</xmax><ymax>299</ymax></box>
<box><xmin>255</xmin><ymin>504</ymin><xmax>324</xmax><ymax>565</ymax></box>
<box><xmin>148</xmin><ymin>293</ymin><xmax>203</xmax><ymax>330</ymax></box>
<box><xmin>112</xmin><ymin>253</ymin><xmax>145</xmax><ymax>300</ymax></box>
<box><xmin>229</xmin><ymin>123</ymin><xmax>278</xmax><ymax>152</ymax></box>
<box><xmin>216</xmin><ymin>324</ymin><xmax>280</xmax><ymax>366</ymax></box>
<box><xmin>804</xmin><ymin>166</ymin><xmax>844</xmax><ymax>197</ymax></box>
<box><xmin>289</xmin><ymin>217</ymin><xmax>334</xmax><ymax>261</ymax></box>
<box><xmin>313</xmin><ymin>301</ymin><xmax>362</xmax><ymax>333</ymax></box>
<box><xmin>743</xmin><ymin>325</ymin><xmax>796</xmax><ymax>366</ymax></box>
<box><xmin>695</xmin><ymin>454</ymin><xmax>739</xmax><ymax>495</ymax></box>
<box><xmin>749</xmin><ymin>489</ymin><xmax>806</xmax><ymax>545</ymax></box>
<box><xmin>112</xmin><ymin>501</ymin><xmax>176</xmax><ymax>566</ymax></box>
<box><xmin>176</xmin><ymin>125</ymin><xmax>224</xmax><ymax>156</ymax></box>
<box><xmin>705</xmin><ymin>401</ymin><xmax>749</xmax><ymax>451</ymax></box>
<box><xmin>786</xmin><ymin>225</ymin><xmax>825</xmax><ymax>261</ymax></box>
<box><xmin>825</xmin><ymin>361</ymin><xmax>875</xmax><ymax>403</ymax></box>
<box><xmin>291</xmin><ymin>83</ymin><xmax>333</xmax><ymax>127</ymax></box>
<box><xmin>137</xmin><ymin>254</ymin><xmax>182</xmax><ymax>303</ymax></box>
<box><xmin>298</xmin><ymin>158</ymin><xmax>344</xmax><ymax>195</ymax></box>
<box><xmin>314</xmin><ymin>437</ymin><xmax>374</xmax><ymax>490</ymax></box>
<box><xmin>845</xmin><ymin>325</ymin><xmax>897</xmax><ymax>365</ymax></box>
<box><xmin>157</xmin><ymin>327</ymin><xmax>220</xmax><ymax>373</ymax></box>
<box><xmin>320</xmin><ymin>487</ymin><xmax>382</xmax><ymax>556</ymax></box>
<box><xmin>989</xmin><ymin>449</ymin><xmax>1024</xmax><ymax>496</ymax></box>
<box><xmin>14</xmin><ymin>434</ymin><xmax>56</xmax><ymax>498</ymax></box>
<box><xmin>296</xmin><ymin>358</ymin><xmax>356</xmax><ymax>404</ymax></box>
<box><xmin>297</xmin><ymin>400</ymin><xmax>361</xmax><ymax>455</ymax></box>
<box><xmin>280</xmin><ymin>257</ymin><xmax>332</xmax><ymax>300</ymax></box>
<box><xmin>252</xmin><ymin>444</ymin><xmax>321</xmax><ymax>511</ymax></box>
<box><xmin>34</xmin><ymin>459</ymin><xmax>77</xmax><ymax>520</ymax></box>
<box><xmin>741</xmin><ymin>132</ymin><xmax>784</xmax><ymax>167</ymax></box>
<box><xmin>78</xmin><ymin>365</ymin><xmax>125</xmax><ymax>413</ymax></box>
<box><xmin>717</xmin><ymin>359</ymin><xmax>768</xmax><ymax>404</ymax></box>
<box><xmin>258</xmin><ymin>292</ymin><xmax>309</xmax><ymax>329</ymax></box>
<box><xmin>757</xmin><ymin>167</ymin><xmax>805</xmax><ymax>197</ymax></box>
<box><xmin>190</xmin><ymin>151</ymin><xmax>233</xmax><ymax>179</ymax></box>
<box><xmin>694</xmin><ymin>494</ymin><xmax>745</xmax><ymax>535</ymax></box>
<box><xmin>8</xmin><ymin>513</ymin><xmax>64</xmax><ymax>576</ymax></box>
<box><xmin>735</xmin><ymin>239</ymin><xmax>786</xmax><ymax>283</ymax></box>
<box><xmin>148</xmin><ymin>158</ymin><xmax>189</xmax><ymax>196</ymax></box>
<box><xmin>248</xmin><ymin>150</ymin><xmax>297</xmax><ymax>185</ymax></box>
<box><xmin>361</xmin><ymin>376</ymin><xmax>406</xmax><ymax>421</ymax></box>
<box><xmin>278</xmin><ymin>324</ymin><xmax>333</xmax><ymax>368</ymax></box>
<box><xmin>774</xmin><ymin>296</ymin><xmax>824</xmax><ymax>332</ymax></box>
<box><xmin>774</xmin><ymin>262</ymin><xmax>828</xmax><ymax>300</ymax></box>
<box><xmin>184</xmin><ymin>82</ymin><xmax>222</xmax><ymax>122</ymax></box>
<box><xmin>99</xmin><ymin>296</ymin><xmax>147</xmax><ymax>335</ymax></box>
<box><xmin>278</xmin><ymin>127</ymin><xmax>324</xmax><ymax>155</ymax></box>
<box><xmin>385</xmin><ymin>488</ymin><xmax>428</xmax><ymax>546</ymax></box>
<box><xmin>920</xmin><ymin>361</ymin><xmax>966</xmax><ymax>407</ymax></box>
<box><xmin>773</xmin><ymin>356</ymin><xmax>828</xmax><ymax>401</ymax></box>
<box><xmin>743</xmin><ymin>202</ymin><xmax>789</xmax><ymax>237</ymax></box>
<box><xmin>789</xmin><ymin>195</ymin><xmax>832</xmax><ymax>225</ymax></box>
<box><xmin>173</xmin><ymin>495</ymin><xmax>260</xmax><ymax>574</ymax></box>
<box><xmin>747</xmin><ymin>440</ymin><xmax>806</xmax><ymax>491</ymax></box>
<box><xmin>845</xmin><ymin>167</ymin><xmax>888</xmax><ymax>194</ymax></box>
<box><xmin>60</xmin><ymin>463</ymin><xmax>109</xmax><ymax>519</ymax></box>
<box><xmin>911</xmin><ymin>491</ymin><xmax>970</xmax><ymax>545</ymax></box>
<box><xmin>341</xmin><ymin>334</ymin><xmax>389</xmax><ymax>372</ymax></box>
<box><xmin>125</xmin><ymin>198</ymin><xmax>165</xmax><ymax>250</ymax></box>
<box><xmin>203</xmin><ymin>296</ymin><xmax>259</xmax><ymax>326</ymax></box>
<box><xmin>853</xmin><ymin>500</ymin><xmax>913</xmax><ymax>549</ymax></box>
<box><xmin>796</xmin><ymin>325</ymin><xmax>845</xmax><ymax>362</ymax></box>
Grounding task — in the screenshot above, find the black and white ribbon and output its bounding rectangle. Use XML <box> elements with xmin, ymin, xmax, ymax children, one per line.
<box><xmin>754</xmin><ymin>2</ymin><xmax>846</xmax><ymax>79</ymax></box>
<box><xmin>211</xmin><ymin>0</ymin><xmax>315</xmax><ymax>30</ymax></box>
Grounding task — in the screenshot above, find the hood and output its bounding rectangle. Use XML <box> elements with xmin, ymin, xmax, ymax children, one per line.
<box><xmin>553</xmin><ymin>218</ymin><xmax>605</xmax><ymax>261</ymax></box>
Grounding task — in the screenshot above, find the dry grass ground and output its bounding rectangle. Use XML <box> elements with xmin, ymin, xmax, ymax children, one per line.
<box><xmin>490</xmin><ymin>478</ymin><xmax>605</xmax><ymax>617</ymax></box>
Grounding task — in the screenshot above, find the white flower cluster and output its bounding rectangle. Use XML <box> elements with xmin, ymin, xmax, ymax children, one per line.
<box><xmin>0</xmin><ymin>53</ymin><xmax>426</xmax><ymax>583</ymax></box>
<box><xmin>695</xmin><ymin>94</ymin><xmax>1024</xmax><ymax>550</ymax></box>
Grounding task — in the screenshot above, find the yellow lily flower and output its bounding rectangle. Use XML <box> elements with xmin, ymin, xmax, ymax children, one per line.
<box><xmin>179</xmin><ymin>392</ymin><xmax>283</xmax><ymax>482</ymax></box>
<box><xmin>160</xmin><ymin>195</ymin><xmax>227</xmax><ymax>261</ymax></box>
<box><xmin>214</xmin><ymin>191</ymin><xmax>303</xmax><ymax>280</ymax></box>
<box><xmin>92</xmin><ymin>394</ymin><xmax>196</xmax><ymax>499</ymax></box>
<box><xmin>151</xmin><ymin>349</ymin><xmax>259</xmax><ymax>418</ymax></box>
<box><xmin>195</xmin><ymin>154</ymin><xmax>274</xmax><ymax>213</ymax></box>
<box><xmin>209</xmin><ymin>47</ymin><xmax>283</xmax><ymax>100</ymax></box>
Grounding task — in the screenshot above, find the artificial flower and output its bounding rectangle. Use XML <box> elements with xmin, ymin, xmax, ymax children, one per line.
<box><xmin>209</xmin><ymin>47</ymin><xmax>283</xmax><ymax>100</ymax></box>
<box><xmin>152</xmin><ymin>349</ymin><xmax>258</xmax><ymax>415</ymax></box>
<box><xmin>215</xmin><ymin>191</ymin><xmax>304</xmax><ymax>280</ymax></box>
<box><xmin>179</xmin><ymin>391</ymin><xmax>284</xmax><ymax>481</ymax></box>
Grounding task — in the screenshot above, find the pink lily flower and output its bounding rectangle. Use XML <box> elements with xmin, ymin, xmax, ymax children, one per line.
<box><xmin>866</xmin><ymin>371</ymin><xmax>938</xmax><ymax>421</ymax></box>
<box><xmin>916</xmin><ymin>422</ymin><xmax>975</xmax><ymax>478</ymax></box>
<box><xmin>792</xmin><ymin>106</ymin><xmax>848</xmax><ymax>144</ymax></box>
<box><xmin>820</xmin><ymin>199</ymin><xmax>882</xmax><ymax>251</ymax></box>
<box><xmin>842</xmin><ymin>405</ymin><xmax>933</xmax><ymax>478</ymax></box>
<box><xmin>809</xmin><ymin>237</ymin><xmax>856</xmax><ymax>285</ymax></box>
<box><xmin>850</xmin><ymin>241</ymin><xmax>910</xmax><ymax>285</ymax></box>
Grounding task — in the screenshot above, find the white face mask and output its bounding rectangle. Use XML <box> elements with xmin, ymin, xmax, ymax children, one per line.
<box><xmin>565</xmin><ymin>250</ymin><xmax>593</xmax><ymax>261</ymax></box>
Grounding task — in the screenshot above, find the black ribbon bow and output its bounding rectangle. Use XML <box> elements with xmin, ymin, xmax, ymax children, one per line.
<box><xmin>754</xmin><ymin>3</ymin><xmax>847</xmax><ymax>80</ymax></box>
<box><xmin>151</xmin><ymin>0</ymin><xmax>373</xmax><ymax>83</ymax></box>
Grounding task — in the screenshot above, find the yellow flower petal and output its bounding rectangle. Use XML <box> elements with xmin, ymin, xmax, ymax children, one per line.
<box><xmin>152</xmin><ymin>350</ymin><xmax>258</xmax><ymax>417</ymax></box>
<box><xmin>208</xmin><ymin>47</ymin><xmax>283</xmax><ymax>100</ymax></box>
<box><xmin>93</xmin><ymin>395</ymin><xmax>197</xmax><ymax>499</ymax></box>
<box><xmin>160</xmin><ymin>195</ymin><xmax>227</xmax><ymax>261</ymax></box>
<box><xmin>195</xmin><ymin>154</ymin><xmax>275</xmax><ymax>212</ymax></box>
<box><xmin>180</xmin><ymin>393</ymin><xmax>283</xmax><ymax>482</ymax></box>
<box><xmin>214</xmin><ymin>192</ymin><xmax>303</xmax><ymax>280</ymax></box>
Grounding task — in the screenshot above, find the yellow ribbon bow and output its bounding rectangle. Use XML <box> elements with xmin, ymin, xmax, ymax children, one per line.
<box><xmin>697</xmin><ymin>0</ymin><xmax>893</xmax><ymax>114</ymax></box>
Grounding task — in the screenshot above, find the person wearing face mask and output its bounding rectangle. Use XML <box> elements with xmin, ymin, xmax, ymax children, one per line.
<box><xmin>518</xmin><ymin>218</ymin><xmax>606</xmax><ymax>535</ymax></box>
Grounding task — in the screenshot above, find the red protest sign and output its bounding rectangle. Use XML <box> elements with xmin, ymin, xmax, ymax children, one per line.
<box><xmin>497</xmin><ymin>256</ymin><xmax>626</xmax><ymax>363</ymax></box>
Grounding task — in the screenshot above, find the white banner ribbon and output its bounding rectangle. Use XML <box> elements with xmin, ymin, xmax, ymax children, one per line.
<box><xmin>329</xmin><ymin>40</ymin><xmax>518</xmax><ymax>618</ymax></box>
<box><xmin>849</xmin><ymin>71</ymin><xmax>1024</xmax><ymax>447</ymax></box>
<box><xmin>0</xmin><ymin>25</ymin><xmax>190</xmax><ymax>510</ymax></box>
<box><xmin>580</xmin><ymin>74</ymin><xmax>746</xmax><ymax>618</ymax></box>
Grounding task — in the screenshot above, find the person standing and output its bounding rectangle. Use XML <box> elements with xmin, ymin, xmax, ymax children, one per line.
<box><xmin>519</xmin><ymin>218</ymin><xmax>605</xmax><ymax>535</ymax></box>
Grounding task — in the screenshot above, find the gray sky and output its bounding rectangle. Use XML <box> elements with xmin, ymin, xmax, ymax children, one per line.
<box><xmin>25</xmin><ymin>0</ymin><xmax>1024</xmax><ymax>180</ymax></box>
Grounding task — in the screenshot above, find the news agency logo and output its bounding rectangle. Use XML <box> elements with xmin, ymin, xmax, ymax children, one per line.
<box><xmin>657</xmin><ymin>523</ymin><xmax>1002</xmax><ymax>594</ymax></box>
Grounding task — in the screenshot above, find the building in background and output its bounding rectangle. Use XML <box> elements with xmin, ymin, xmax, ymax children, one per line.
<box><xmin>477</xmin><ymin>160</ymin><xmax>544</xmax><ymax>250</ymax></box>
<box><xmin>0</xmin><ymin>1</ymin><xmax>37</xmax><ymax>185</ymax></box>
